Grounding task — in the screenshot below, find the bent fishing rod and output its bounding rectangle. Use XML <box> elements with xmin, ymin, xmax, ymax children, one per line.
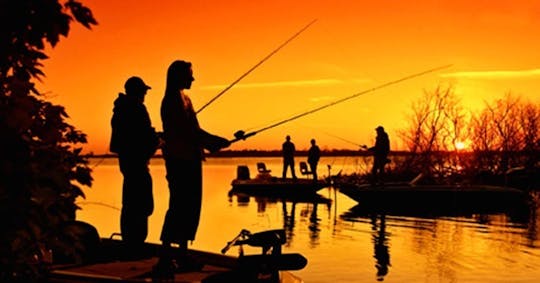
<box><xmin>196</xmin><ymin>19</ymin><xmax>318</xmax><ymax>114</ymax></box>
<box><xmin>229</xmin><ymin>64</ymin><xmax>452</xmax><ymax>143</ymax></box>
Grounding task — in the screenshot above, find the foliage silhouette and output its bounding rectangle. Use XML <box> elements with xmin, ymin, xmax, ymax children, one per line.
<box><xmin>0</xmin><ymin>0</ymin><xmax>97</xmax><ymax>281</ymax></box>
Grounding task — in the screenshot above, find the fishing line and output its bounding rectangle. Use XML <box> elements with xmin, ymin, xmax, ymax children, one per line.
<box><xmin>76</xmin><ymin>201</ymin><xmax>121</xmax><ymax>211</ymax></box>
<box><xmin>230</xmin><ymin>64</ymin><xmax>452</xmax><ymax>143</ymax></box>
<box><xmin>90</xmin><ymin>155</ymin><xmax>107</xmax><ymax>169</ymax></box>
<box><xmin>196</xmin><ymin>19</ymin><xmax>318</xmax><ymax>114</ymax></box>
<box><xmin>322</xmin><ymin>131</ymin><xmax>363</xmax><ymax>148</ymax></box>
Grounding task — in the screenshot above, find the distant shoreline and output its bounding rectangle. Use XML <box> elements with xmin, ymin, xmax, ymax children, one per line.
<box><xmin>85</xmin><ymin>149</ymin><xmax>417</xmax><ymax>158</ymax></box>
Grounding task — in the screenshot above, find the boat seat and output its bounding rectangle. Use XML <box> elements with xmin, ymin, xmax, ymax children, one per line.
<box><xmin>257</xmin><ymin>162</ymin><xmax>271</xmax><ymax>174</ymax></box>
<box><xmin>299</xmin><ymin>162</ymin><xmax>313</xmax><ymax>179</ymax></box>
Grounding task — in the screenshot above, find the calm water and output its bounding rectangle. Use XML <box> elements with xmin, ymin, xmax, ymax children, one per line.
<box><xmin>79</xmin><ymin>157</ymin><xmax>540</xmax><ymax>283</ymax></box>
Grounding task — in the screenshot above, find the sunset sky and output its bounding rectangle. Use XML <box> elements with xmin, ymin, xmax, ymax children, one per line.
<box><xmin>39</xmin><ymin>0</ymin><xmax>540</xmax><ymax>154</ymax></box>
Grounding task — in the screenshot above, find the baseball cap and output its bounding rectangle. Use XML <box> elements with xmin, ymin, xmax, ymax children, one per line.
<box><xmin>124</xmin><ymin>76</ymin><xmax>151</xmax><ymax>92</ymax></box>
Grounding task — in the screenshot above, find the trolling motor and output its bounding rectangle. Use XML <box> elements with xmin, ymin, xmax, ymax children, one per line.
<box><xmin>220</xmin><ymin>229</ymin><xmax>307</xmax><ymax>282</ymax></box>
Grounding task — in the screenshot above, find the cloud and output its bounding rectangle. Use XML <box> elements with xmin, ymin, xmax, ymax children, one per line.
<box><xmin>440</xmin><ymin>68</ymin><xmax>540</xmax><ymax>79</ymax></box>
<box><xmin>199</xmin><ymin>79</ymin><xmax>344</xmax><ymax>90</ymax></box>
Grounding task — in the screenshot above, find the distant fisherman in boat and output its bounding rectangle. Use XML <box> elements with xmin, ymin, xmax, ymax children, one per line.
<box><xmin>363</xmin><ymin>126</ymin><xmax>390</xmax><ymax>184</ymax></box>
<box><xmin>282</xmin><ymin>135</ymin><xmax>297</xmax><ymax>180</ymax></box>
<box><xmin>109</xmin><ymin>76</ymin><xmax>159</xmax><ymax>250</ymax></box>
<box><xmin>307</xmin><ymin>138</ymin><xmax>321</xmax><ymax>181</ymax></box>
<box><xmin>155</xmin><ymin>60</ymin><xmax>230</xmax><ymax>276</ymax></box>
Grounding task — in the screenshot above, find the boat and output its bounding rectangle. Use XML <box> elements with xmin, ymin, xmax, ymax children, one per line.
<box><xmin>230</xmin><ymin>164</ymin><xmax>329</xmax><ymax>197</ymax></box>
<box><xmin>335</xmin><ymin>179</ymin><xmax>529</xmax><ymax>212</ymax></box>
<box><xmin>48</xmin><ymin>221</ymin><xmax>307</xmax><ymax>283</ymax></box>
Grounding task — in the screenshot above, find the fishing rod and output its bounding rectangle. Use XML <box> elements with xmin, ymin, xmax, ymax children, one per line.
<box><xmin>229</xmin><ymin>64</ymin><xmax>452</xmax><ymax>143</ymax></box>
<box><xmin>196</xmin><ymin>19</ymin><xmax>318</xmax><ymax>114</ymax></box>
<box><xmin>323</xmin><ymin>131</ymin><xmax>363</xmax><ymax>148</ymax></box>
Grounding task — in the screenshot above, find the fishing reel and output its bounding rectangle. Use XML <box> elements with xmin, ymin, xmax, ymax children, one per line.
<box><xmin>232</xmin><ymin>130</ymin><xmax>256</xmax><ymax>143</ymax></box>
<box><xmin>234</xmin><ymin>130</ymin><xmax>247</xmax><ymax>140</ymax></box>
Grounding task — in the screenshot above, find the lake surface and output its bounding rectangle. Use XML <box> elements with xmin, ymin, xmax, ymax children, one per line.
<box><xmin>79</xmin><ymin>156</ymin><xmax>540</xmax><ymax>283</ymax></box>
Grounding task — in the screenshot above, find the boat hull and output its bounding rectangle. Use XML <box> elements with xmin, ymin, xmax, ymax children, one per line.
<box><xmin>231</xmin><ymin>176</ymin><xmax>328</xmax><ymax>197</ymax></box>
<box><xmin>337</xmin><ymin>182</ymin><xmax>529</xmax><ymax>212</ymax></box>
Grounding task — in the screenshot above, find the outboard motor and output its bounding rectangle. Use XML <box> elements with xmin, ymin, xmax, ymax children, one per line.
<box><xmin>237</xmin><ymin>165</ymin><xmax>250</xmax><ymax>180</ymax></box>
<box><xmin>215</xmin><ymin>229</ymin><xmax>307</xmax><ymax>282</ymax></box>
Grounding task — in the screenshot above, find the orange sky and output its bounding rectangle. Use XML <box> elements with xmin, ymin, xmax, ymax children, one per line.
<box><xmin>39</xmin><ymin>0</ymin><xmax>540</xmax><ymax>154</ymax></box>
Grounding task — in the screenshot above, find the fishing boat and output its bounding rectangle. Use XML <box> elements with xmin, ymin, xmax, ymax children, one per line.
<box><xmin>335</xmin><ymin>178</ymin><xmax>529</xmax><ymax>212</ymax></box>
<box><xmin>230</xmin><ymin>163</ymin><xmax>329</xmax><ymax>197</ymax></box>
<box><xmin>48</xmin><ymin>221</ymin><xmax>307</xmax><ymax>283</ymax></box>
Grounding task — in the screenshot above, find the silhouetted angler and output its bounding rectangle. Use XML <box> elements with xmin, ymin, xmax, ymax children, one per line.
<box><xmin>372</xmin><ymin>214</ymin><xmax>390</xmax><ymax>281</ymax></box>
<box><xmin>110</xmin><ymin>76</ymin><xmax>159</xmax><ymax>250</ymax></box>
<box><xmin>307</xmin><ymin>138</ymin><xmax>321</xmax><ymax>181</ymax></box>
<box><xmin>368</xmin><ymin>126</ymin><xmax>390</xmax><ymax>184</ymax></box>
<box><xmin>282</xmin><ymin>135</ymin><xmax>297</xmax><ymax>180</ymax></box>
<box><xmin>154</xmin><ymin>60</ymin><xmax>230</xmax><ymax>277</ymax></box>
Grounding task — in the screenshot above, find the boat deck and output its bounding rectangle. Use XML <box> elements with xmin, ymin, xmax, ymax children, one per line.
<box><xmin>50</xmin><ymin>257</ymin><xmax>237</xmax><ymax>283</ymax></box>
<box><xmin>48</xmin><ymin>228</ymin><xmax>306</xmax><ymax>283</ymax></box>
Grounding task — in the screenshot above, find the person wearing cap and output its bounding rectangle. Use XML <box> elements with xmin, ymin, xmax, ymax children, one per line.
<box><xmin>110</xmin><ymin>76</ymin><xmax>159</xmax><ymax>252</ymax></box>
<box><xmin>153</xmin><ymin>60</ymin><xmax>230</xmax><ymax>275</ymax></box>
<box><xmin>367</xmin><ymin>126</ymin><xmax>390</xmax><ymax>184</ymax></box>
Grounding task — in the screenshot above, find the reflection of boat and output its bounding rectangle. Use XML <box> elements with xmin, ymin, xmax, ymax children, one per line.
<box><xmin>49</xmin><ymin>221</ymin><xmax>307</xmax><ymax>282</ymax></box>
<box><xmin>230</xmin><ymin>164</ymin><xmax>329</xmax><ymax>197</ymax></box>
<box><xmin>341</xmin><ymin>201</ymin><xmax>530</xmax><ymax>220</ymax></box>
<box><xmin>228</xmin><ymin>192</ymin><xmax>329</xmax><ymax>248</ymax></box>
<box><xmin>228</xmin><ymin>189</ymin><xmax>333</xmax><ymax>205</ymax></box>
<box><xmin>336</xmin><ymin>181</ymin><xmax>529</xmax><ymax>212</ymax></box>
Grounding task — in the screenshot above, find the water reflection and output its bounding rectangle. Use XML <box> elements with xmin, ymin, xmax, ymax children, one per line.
<box><xmin>371</xmin><ymin>214</ymin><xmax>391</xmax><ymax>281</ymax></box>
<box><xmin>228</xmin><ymin>192</ymin><xmax>331</xmax><ymax>247</ymax></box>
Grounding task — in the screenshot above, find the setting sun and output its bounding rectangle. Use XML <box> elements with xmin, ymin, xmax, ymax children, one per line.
<box><xmin>455</xmin><ymin>141</ymin><xmax>467</xmax><ymax>151</ymax></box>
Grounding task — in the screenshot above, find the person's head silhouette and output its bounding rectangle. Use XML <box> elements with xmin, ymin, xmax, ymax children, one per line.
<box><xmin>166</xmin><ymin>60</ymin><xmax>194</xmax><ymax>91</ymax></box>
<box><xmin>124</xmin><ymin>76</ymin><xmax>151</xmax><ymax>101</ymax></box>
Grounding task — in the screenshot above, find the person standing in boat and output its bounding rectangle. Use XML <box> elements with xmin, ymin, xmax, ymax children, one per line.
<box><xmin>109</xmin><ymin>76</ymin><xmax>160</xmax><ymax>249</ymax></box>
<box><xmin>155</xmin><ymin>60</ymin><xmax>230</xmax><ymax>274</ymax></box>
<box><xmin>282</xmin><ymin>135</ymin><xmax>297</xmax><ymax>180</ymax></box>
<box><xmin>364</xmin><ymin>126</ymin><xmax>390</xmax><ymax>184</ymax></box>
<box><xmin>307</xmin><ymin>138</ymin><xmax>321</xmax><ymax>181</ymax></box>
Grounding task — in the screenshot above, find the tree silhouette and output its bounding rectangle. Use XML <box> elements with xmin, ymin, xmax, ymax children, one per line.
<box><xmin>0</xmin><ymin>1</ymin><xmax>97</xmax><ymax>281</ymax></box>
<box><xmin>398</xmin><ymin>85</ymin><xmax>468</xmax><ymax>182</ymax></box>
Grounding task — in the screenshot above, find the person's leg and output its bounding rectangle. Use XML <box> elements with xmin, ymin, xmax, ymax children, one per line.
<box><xmin>119</xmin><ymin>157</ymin><xmax>153</xmax><ymax>244</ymax></box>
<box><xmin>373</xmin><ymin>158</ymin><xmax>384</xmax><ymax>184</ymax></box>
<box><xmin>284</xmin><ymin>160</ymin><xmax>292</xmax><ymax>179</ymax></box>
<box><xmin>309</xmin><ymin>162</ymin><xmax>317</xmax><ymax>180</ymax></box>
<box><xmin>159</xmin><ymin>159</ymin><xmax>202</xmax><ymax>262</ymax></box>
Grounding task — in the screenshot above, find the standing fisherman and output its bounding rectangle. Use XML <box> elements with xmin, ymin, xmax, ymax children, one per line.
<box><xmin>282</xmin><ymin>135</ymin><xmax>297</xmax><ymax>180</ymax></box>
<box><xmin>365</xmin><ymin>126</ymin><xmax>390</xmax><ymax>184</ymax></box>
<box><xmin>307</xmin><ymin>138</ymin><xmax>321</xmax><ymax>181</ymax></box>
<box><xmin>153</xmin><ymin>60</ymin><xmax>230</xmax><ymax>277</ymax></box>
<box><xmin>110</xmin><ymin>76</ymin><xmax>159</xmax><ymax>253</ymax></box>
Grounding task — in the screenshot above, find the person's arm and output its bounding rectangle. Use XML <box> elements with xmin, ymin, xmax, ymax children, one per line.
<box><xmin>200</xmin><ymin>129</ymin><xmax>230</xmax><ymax>153</ymax></box>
